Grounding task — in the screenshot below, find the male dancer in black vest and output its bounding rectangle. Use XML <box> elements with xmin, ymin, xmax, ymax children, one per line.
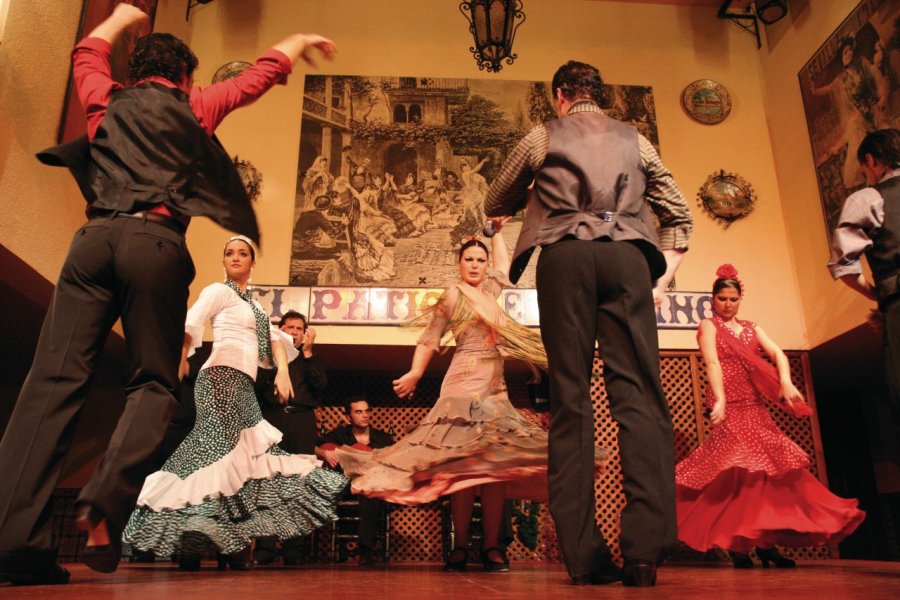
<box><xmin>0</xmin><ymin>3</ymin><xmax>335</xmax><ymax>585</ymax></box>
<box><xmin>485</xmin><ymin>61</ymin><xmax>692</xmax><ymax>587</ymax></box>
<box><xmin>829</xmin><ymin>128</ymin><xmax>900</xmax><ymax>423</ymax></box>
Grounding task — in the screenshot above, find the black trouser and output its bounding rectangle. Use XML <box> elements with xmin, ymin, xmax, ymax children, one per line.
<box><xmin>254</xmin><ymin>406</ymin><xmax>318</xmax><ymax>560</ymax></box>
<box><xmin>884</xmin><ymin>297</ymin><xmax>900</xmax><ymax>423</ymax></box>
<box><xmin>536</xmin><ymin>240</ymin><xmax>676</xmax><ymax>579</ymax></box>
<box><xmin>0</xmin><ymin>215</ymin><xmax>193</xmax><ymax>564</ymax></box>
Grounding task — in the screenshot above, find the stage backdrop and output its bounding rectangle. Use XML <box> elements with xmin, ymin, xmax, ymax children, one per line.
<box><xmin>798</xmin><ymin>0</ymin><xmax>900</xmax><ymax>243</ymax></box>
<box><xmin>290</xmin><ymin>74</ymin><xmax>659</xmax><ymax>289</ymax></box>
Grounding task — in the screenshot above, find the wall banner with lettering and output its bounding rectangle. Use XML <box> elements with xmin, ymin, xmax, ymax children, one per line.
<box><xmin>253</xmin><ymin>285</ymin><xmax>711</xmax><ymax>330</ymax></box>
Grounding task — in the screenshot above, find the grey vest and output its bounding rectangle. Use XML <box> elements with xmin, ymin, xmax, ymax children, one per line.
<box><xmin>868</xmin><ymin>176</ymin><xmax>900</xmax><ymax>309</ymax></box>
<box><xmin>509</xmin><ymin>112</ymin><xmax>665</xmax><ymax>283</ymax></box>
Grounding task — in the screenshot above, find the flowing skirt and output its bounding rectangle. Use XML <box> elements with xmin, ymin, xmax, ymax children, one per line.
<box><xmin>338</xmin><ymin>356</ymin><xmax>606</xmax><ymax>505</ymax></box>
<box><xmin>123</xmin><ymin>366</ymin><xmax>347</xmax><ymax>556</ymax></box>
<box><xmin>676</xmin><ymin>402</ymin><xmax>864</xmax><ymax>552</ymax></box>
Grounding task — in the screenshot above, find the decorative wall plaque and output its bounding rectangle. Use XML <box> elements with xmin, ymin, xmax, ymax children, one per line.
<box><xmin>697</xmin><ymin>170</ymin><xmax>756</xmax><ymax>228</ymax></box>
<box><xmin>212</xmin><ymin>61</ymin><xmax>252</xmax><ymax>84</ymax></box>
<box><xmin>682</xmin><ymin>79</ymin><xmax>732</xmax><ymax>125</ymax></box>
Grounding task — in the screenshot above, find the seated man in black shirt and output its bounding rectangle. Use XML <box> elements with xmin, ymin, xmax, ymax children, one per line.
<box><xmin>254</xmin><ymin>310</ymin><xmax>327</xmax><ymax>566</ymax></box>
<box><xmin>317</xmin><ymin>397</ymin><xmax>393</xmax><ymax>565</ymax></box>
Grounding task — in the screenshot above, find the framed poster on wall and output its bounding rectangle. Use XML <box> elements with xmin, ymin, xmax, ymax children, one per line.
<box><xmin>798</xmin><ymin>0</ymin><xmax>900</xmax><ymax>243</ymax></box>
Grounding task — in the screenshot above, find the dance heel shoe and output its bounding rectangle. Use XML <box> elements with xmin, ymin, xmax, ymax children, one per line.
<box><xmin>622</xmin><ymin>559</ymin><xmax>657</xmax><ymax>587</ymax></box>
<box><xmin>480</xmin><ymin>547</ymin><xmax>510</xmax><ymax>572</ymax></box>
<box><xmin>756</xmin><ymin>547</ymin><xmax>796</xmax><ymax>568</ymax></box>
<box><xmin>217</xmin><ymin>547</ymin><xmax>252</xmax><ymax>571</ymax></box>
<box><xmin>178</xmin><ymin>553</ymin><xmax>202</xmax><ymax>571</ymax></box>
<box><xmin>75</xmin><ymin>505</ymin><xmax>122</xmax><ymax>574</ymax></box>
<box><xmin>729</xmin><ymin>551</ymin><xmax>754</xmax><ymax>568</ymax></box>
<box><xmin>443</xmin><ymin>547</ymin><xmax>468</xmax><ymax>571</ymax></box>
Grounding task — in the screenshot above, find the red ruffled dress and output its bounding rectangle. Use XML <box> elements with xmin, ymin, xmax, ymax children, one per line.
<box><xmin>675</xmin><ymin>317</ymin><xmax>865</xmax><ymax>553</ymax></box>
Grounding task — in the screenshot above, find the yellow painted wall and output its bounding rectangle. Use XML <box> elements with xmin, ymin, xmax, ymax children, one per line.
<box><xmin>758</xmin><ymin>1</ymin><xmax>873</xmax><ymax>348</ymax></box>
<box><xmin>2</xmin><ymin>0</ymin><xmax>855</xmax><ymax>352</ymax></box>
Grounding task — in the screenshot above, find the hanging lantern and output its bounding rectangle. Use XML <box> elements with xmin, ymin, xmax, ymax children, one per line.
<box><xmin>459</xmin><ymin>0</ymin><xmax>526</xmax><ymax>73</ymax></box>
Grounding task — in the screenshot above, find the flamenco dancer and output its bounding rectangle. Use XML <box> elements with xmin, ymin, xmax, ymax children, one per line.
<box><xmin>676</xmin><ymin>265</ymin><xmax>865</xmax><ymax>567</ymax></box>
<box><xmin>0</xmin><ymin>3</ymin><xmax>336</xmax><ymax>585</ymax></box>
<box><xmin>122</xmin><ymin>237</ymin><xmax>347</xmax><ymax>569</ymax></box>
<box><xmin>338</xmin><ymin>217</ymin><xmax>607</xmax><ymax>572</ymax></box>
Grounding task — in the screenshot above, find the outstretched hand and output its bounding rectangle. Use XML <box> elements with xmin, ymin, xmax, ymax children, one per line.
<box><xmin>298</xmin><ymin>34</ymin><xmax>337</xmax><ymax>67</ymax></box>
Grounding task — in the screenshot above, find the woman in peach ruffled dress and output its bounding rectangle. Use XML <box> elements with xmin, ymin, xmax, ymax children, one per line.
<box><xmin>338</xmin><ymin>217</ymin><xmax>606</xmax><ymax>572</ymax></box>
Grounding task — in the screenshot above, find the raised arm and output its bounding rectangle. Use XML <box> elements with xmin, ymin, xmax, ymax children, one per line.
<box><xmin>270</xmin><ymin>34</ymin><xmax>337</xmax><ymax>68</ymax></box>
<box><xmin>698</xmin><ymin>319</ymin><xmax>726</xmax><ymax>426</ymax></box>
<box><xmin>85</xmin><ymin>2</ymin><xmax>149</xmax><ymax>44</ymax></box>
<box><xmin>490</xmin><ymin>217</ymin><xmax>511</xmax><ymax>276</ymax></box>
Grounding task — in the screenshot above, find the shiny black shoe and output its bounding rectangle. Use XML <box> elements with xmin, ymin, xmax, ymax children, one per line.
<box><xmin>443</xmin><ymin>547</ymin><xmax>468</xmax><ymax>571</ymax></box>
<box><xmin>480</xmin><ymin>547</ymin><xmax>510</xmax><ymax>572</ymax></box>
<box><xmin>178</xmin><ymin>553</ymin><xmax>202</xmax><ymax>571</ymax></box>
<box><xmin>622</xmin><ymin>559</ymin><xmax>657</xmax><ymax>587</ymax></box>
<box><xmin>571</xmin><ymin>562</ymin><xmax>623</xmax><ymax>585</ymax></box>
<box><xmin>1</xmin><ymin>551</ymin><xmax>70</xmax><ymax>586</ymax></box>
<box><xmin>756</xmin><ymin>547</ymin><xmax>796</xmax><ymax>568</ymax></box>
<box><xmin>729</xmin><ymin>551</ymin><xmax>754</xmax><ymax>569</ymax></box>
<box><xmin>75</xmin><ymin>505</ymin><xmax>121</xmax><ymax>574</ymax></box>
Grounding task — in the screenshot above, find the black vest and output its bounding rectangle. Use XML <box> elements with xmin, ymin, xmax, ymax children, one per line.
<box><xmin>509</xmin><ymin>112</ymin><xmax>665</xmax><ymax>283</ymax></box>
<box><xmin>37</xmin><ymin>82</ymin><xmax>260</xmax><ymax>244</ymax></box>
<box><xmin>868</xmin><ymin>176</ymin><xmax>900</xmax><ymax>308</ymax></box>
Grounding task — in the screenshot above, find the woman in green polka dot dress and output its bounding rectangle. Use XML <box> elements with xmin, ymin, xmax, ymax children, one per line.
<box><xmin>122</xmin><ymin>236</ymin><xmax>347</xmax><ymax>569</ymax></box>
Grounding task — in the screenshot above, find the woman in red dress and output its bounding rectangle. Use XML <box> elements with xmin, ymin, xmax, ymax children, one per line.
<box><xmin>675</xmin><ymin>265</ymin><xmax>865</xmax><ymax>567</ymax></box>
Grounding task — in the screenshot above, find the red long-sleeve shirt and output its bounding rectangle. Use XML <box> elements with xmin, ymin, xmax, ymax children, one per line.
<box><xmin>71</xmin><ymin>37</ymin><xmax>292</xmax><ymax>219</ymax></box>
<box><xmin>73</xmin><ymin>37</ymin><xmax>293</xmax><ymax>139</ymax></box>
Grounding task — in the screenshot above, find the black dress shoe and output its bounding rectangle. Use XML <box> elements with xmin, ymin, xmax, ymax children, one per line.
<box><xmin>8</xmin><ymin>563</ymin><xmax>71</xmax><ymax>586</ymax></box>
<box><xmin>76</xmin><ymin>504</ymin><xmax>122</xmax><ymax>574</ymax></box>
<box><xmin>443</xmin><ymin>547</ymin><xmax>468</xmax><ymax>571</ymax></box>
<box><xmin>623</xmin><ymin>559</ymin><xmax>657</xmax><ymax>587</ymax></box>
<box><xmin>570</xmin><ymin>563</ymin><xmax>623</xmax><ymax>585</ymax></box>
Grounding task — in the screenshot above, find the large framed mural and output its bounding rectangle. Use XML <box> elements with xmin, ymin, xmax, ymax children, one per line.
<box><xmin>798</xmin><ymin>0</ymin><xmax>900</xmax><ymax>241</ymax></box>
<box><xmin>290</xmin><ymin>74</ymin><xmax>660</xmax><ymax>288</ymax></box>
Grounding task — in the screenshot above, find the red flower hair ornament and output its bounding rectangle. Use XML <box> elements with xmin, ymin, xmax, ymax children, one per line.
<box><xmin>714</xmin><ymin>263</ymin><xmax>744</xmax><ymax>295</ymax></box>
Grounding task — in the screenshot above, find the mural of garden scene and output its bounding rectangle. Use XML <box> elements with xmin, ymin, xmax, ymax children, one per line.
<box><xmin>290</xmin><ymin>74</ymin><xmax>660</xmax><ymax>288</ymax></box>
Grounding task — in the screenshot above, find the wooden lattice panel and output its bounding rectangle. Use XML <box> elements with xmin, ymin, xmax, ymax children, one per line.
<box><xmin>307</xmin><ymin>350</ymin><xmax>832</xmax><ymax>563</ymax></box>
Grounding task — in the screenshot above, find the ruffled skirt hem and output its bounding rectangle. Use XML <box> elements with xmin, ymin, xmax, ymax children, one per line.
<box><xmin>676</xmin><ymin>467</ymin><xmax>865</xmax><ymax>553</ymax></box>
<box><xmin>137</xmin><ymin>420</ymin><xmax>321</xmax><ymax>510</ymax></box>
<box><xmin>123</xmin><ymin>468</ymin><xmax>348</xmax><ymax>556</ymax></box>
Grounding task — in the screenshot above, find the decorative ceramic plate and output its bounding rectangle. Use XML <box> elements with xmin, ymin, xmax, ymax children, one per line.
<box><xmin>682</xmin><ymin>79</ymin><xmax>732</xmax><ymax>125</ymax></box>
<box><xmin>697</xmin><ymin>170</ymin><xmax>756</xmax><ymax>228</ymax></box>
<box><xmin>212</xmin><ymin>61</ymin><xmax>252</xmax><ymax>84</ymax></box>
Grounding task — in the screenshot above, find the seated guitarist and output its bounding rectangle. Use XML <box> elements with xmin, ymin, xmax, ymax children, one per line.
<box><xmin>316</xmin><ymin>397</ymin><xmax>394</xmax><ymax>564</ymax></box>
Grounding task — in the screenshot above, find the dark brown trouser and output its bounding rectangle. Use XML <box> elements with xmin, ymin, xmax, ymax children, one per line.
<box><xmin>0</xmin><ymin>215</ymin><xmax>193</xmax><ymax>565</ymax></box>
<box><xmin>536</xmin><ymin>239</ymin><xmax>676</xmax><ymax>579</ymax></box>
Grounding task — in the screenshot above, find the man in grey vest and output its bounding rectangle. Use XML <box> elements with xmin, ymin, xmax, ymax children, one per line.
<box><xmin>485</xmin><ymin>61</ymin><xmax>691</xmax><ymax>587</ymax></box>
<box><xmin>829</xmin><ymin>128</ymin><xmax>900</xmax><ymax>423</ymax></box>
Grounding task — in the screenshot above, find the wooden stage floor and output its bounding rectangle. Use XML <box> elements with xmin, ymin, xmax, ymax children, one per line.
<box><xmin>2</xmin><ymin>560</ymin><xmax>899</xmax><ymax>599</ymax></box>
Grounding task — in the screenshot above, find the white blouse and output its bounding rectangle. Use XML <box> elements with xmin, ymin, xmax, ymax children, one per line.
<box><xmin>184</xmin><ymin>282</ymin><xmax>297</xmax><ymax>380</ymax></box>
